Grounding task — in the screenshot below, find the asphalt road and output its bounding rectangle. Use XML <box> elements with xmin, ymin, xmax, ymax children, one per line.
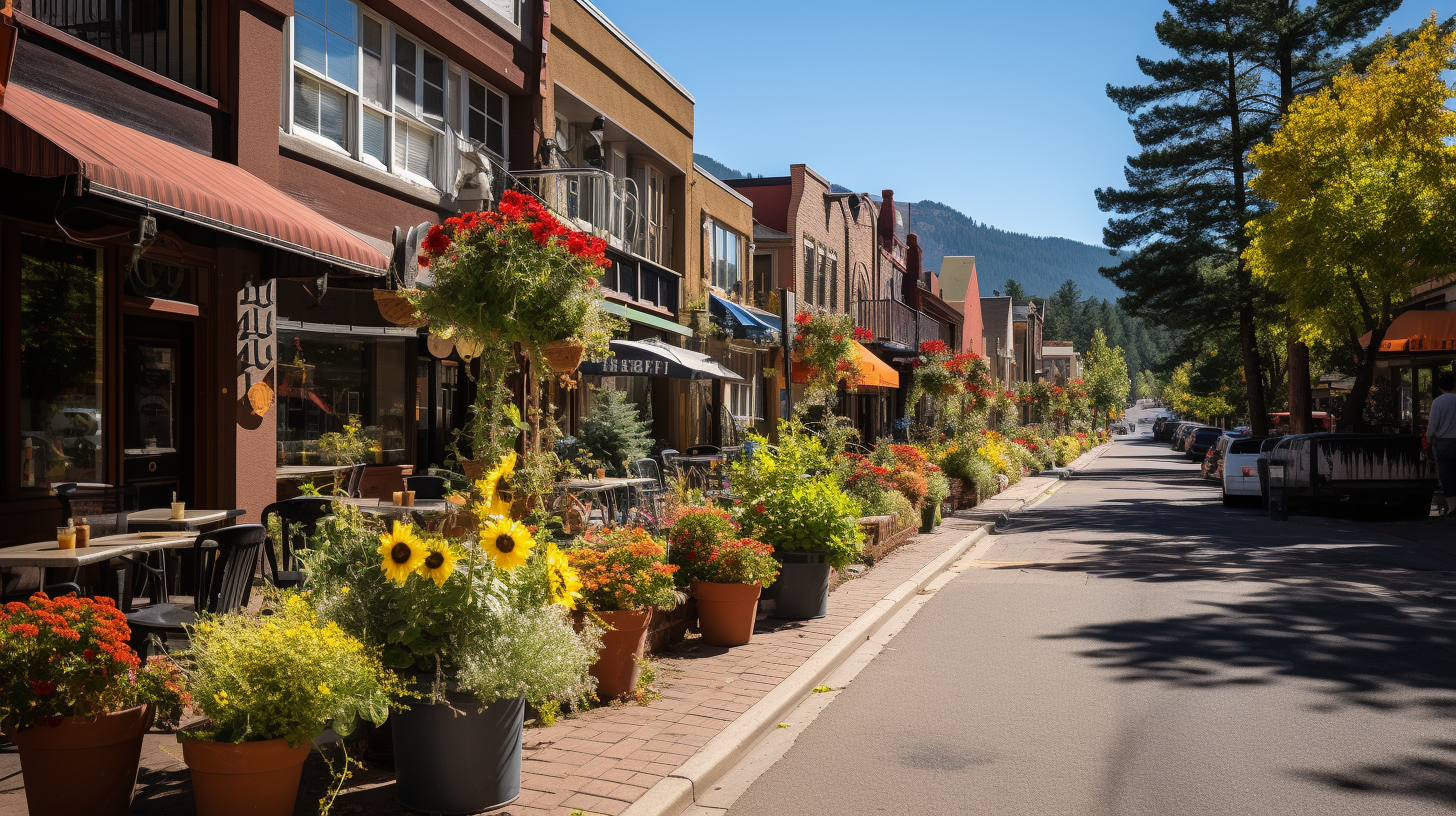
<box><xmin>727</xmin><ymin>419</ymin><xmax>1456</xmax><ymax>816</ymax></box>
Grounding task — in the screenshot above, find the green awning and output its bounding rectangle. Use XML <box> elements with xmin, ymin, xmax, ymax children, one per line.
<box><xmin>602</xmin><ymin>301</ymin><xmax>693</xmax><ymax>338</ymax></box>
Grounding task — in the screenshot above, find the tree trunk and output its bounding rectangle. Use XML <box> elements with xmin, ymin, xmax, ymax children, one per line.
<box><xmin>1237</xmin><ymin>264</ymin><xmax>1269</xmax><ymax>436</ymax></box>
<box><xmin>1288</xmin><ymin>335</ymin><xmax>1312</xmax><ymax>433</ymax></box>
<box><xmin>1339</xmin><ymin>324</ymin><xmax>1387</xmax><ymax>433</ymax></box>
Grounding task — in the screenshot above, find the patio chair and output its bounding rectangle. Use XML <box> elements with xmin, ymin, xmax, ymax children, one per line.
<box><xmin>628</xmin><ymin>458</ymin><xmax>671</xmax><ymax>528</ymax></box>
<box><xmin>405</xmin><ymin>475</ymin><xmax>448</xmax><ymax>500</ymax></box>
<box><xmin>260</xmin><ymin>497</ymin><xmax>334</xmax><ymax>589</ymax></box>
<box><xmin>685</xmin><ymin>444</ymin><xmax>721</xmax><ymax>456</ymax></box>
<box><xmin>344</xmin><ymin>463</ymin><xmax>368</xmax><ymax>498</ymax></box>
<box><xmin>126</xmin><ymin>524</ymin><xmax>266</xmax><ymax>656</ymax></box>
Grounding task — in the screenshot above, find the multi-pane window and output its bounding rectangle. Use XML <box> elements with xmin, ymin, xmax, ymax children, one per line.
<box><xmin>816</xmin><ymin>249</ymin><xmax>827</xmax><ymax>307</ymax></box>
<box><xmin>709</xmin><ymin>221</ymin><xmax>740</xmax><ymax>295</ymax></box>
<box><xmin>285</xmin><ymin>0</ymin><xmax>507</xmax><ymax>188</ymax></box>
<box><xmin>467</xmin><ymin>78</ymin><xmax>506</xmax><ymax>157</ymax></box>
<box><xmin>802</xmin><ymin>241</ymin><xmax>816</xmax><ymax>306</ymax></box>
<box><xmin>637</xmin><ymin>165</ymin><xmax>669</xmax><ymax>266</ymax></box>
<box><xmin>728</xmin><ymin>380</ymin><xmax>761</xmax><ymax>421</ymax></box>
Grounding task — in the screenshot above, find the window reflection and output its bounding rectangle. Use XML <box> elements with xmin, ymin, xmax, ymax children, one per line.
<box><xmin>19</xmin><ymin>237</ymin><xmax>105</xmax><ymax>489</ymax></box>
<box><xmin>277</xmin><ymin>334</ymin><xmax>408</xmax><ymax>465</ymax></box>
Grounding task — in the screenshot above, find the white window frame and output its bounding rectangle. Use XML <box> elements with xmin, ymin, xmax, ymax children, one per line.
<box><xmin>464</xmin><ymin>74</ymin><xmax>508</xmax><ymax>160</ymax></box>
<box><xmin>708</xmin><ymin>220</ymin><xmax>740</xmax><ymax>294</ymax></box>
<box><xmin>802</xmin><ymin>239</ymin><xmax>816</xmax><ymax>306</ymax></box>
<box><xmin>282</xmin><ymin>3</ymin><xmax>508</xmax><ymax>191</ymax></box>
<box><xmin>728</xmin><ymin>377</ymin><xmax>762</xmax><ymax>421</ymax></box>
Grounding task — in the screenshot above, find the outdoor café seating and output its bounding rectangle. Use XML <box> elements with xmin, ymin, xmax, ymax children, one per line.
<box><xmin>125</xmin><ymin>524</ymin><xmax>266</xmax><ymax>657</ymax></box>
<box><xmin>261</xmin><ymin>498</ymin><xmax>334</xmax><ymax>589</ymax></box>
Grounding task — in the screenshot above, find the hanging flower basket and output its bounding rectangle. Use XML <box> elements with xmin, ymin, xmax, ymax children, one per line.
<box><xmin>374</xmin><ymin>289</ymin><xmax>427</xmax><ymax>328</ymax></box>
<box><xmin>540</xmin><ymin>340</ymin><xmax>585</xmax><ymax>374</ymax></box>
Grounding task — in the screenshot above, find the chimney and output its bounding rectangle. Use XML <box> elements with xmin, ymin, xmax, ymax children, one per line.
<box><xmin>879</xmin><ymin>189</ymin><xmax>895</xmax><ymax>246</ymax></box>
<box><xmin>904</xmin><ymin>233</ymin><xmax>923</xmax><ymax>310</ymax></box>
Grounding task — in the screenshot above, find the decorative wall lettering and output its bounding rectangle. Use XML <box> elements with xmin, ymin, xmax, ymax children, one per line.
<box><xmin>237</xmin><ymin>279</ymin><xmax>276</xmax><ymax>396</ymax></box>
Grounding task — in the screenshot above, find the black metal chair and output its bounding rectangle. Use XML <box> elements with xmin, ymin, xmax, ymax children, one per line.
<box><xmin>126</xmin><ymin>524</ymin><xmax>266</xmax><ymax>656</ymax></box>
<box><xmin>260</xmin><ymin>498</ymin><xmax>334</xmax><ymax>589</ymax></box>
<box><xmin>628</xmin><ymin>458</ymin><xmax>671</xmax><ymax>529</ymax></box>
<box><xmin>344</xmin><ymin>463</ymin><xmax>368</xmax><ymax>498</ymax></box>
<box><xmin>405</xmin><ymin>475</ymin><xmax>448</xmax><ymax>500</ymax></box>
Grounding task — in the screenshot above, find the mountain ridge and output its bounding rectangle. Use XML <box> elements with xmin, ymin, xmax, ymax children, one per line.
<box><xmin>693</xmin><ymin>153</ymin><xmax>1121</xmax><ymax>301</ymax></box>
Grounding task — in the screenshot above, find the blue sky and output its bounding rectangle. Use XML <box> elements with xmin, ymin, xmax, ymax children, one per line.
<box><xmin>590</xmin><ymin>0</ymin><xmax>1450</xmax><ymax>247</ymax></box>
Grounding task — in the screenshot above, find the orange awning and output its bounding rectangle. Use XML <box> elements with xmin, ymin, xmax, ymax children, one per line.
<box><xmin>792</xmin><ymin>341</ymin><xmax>900</xmax><ymax>389</ymax></box>
<box><xmin>0</xmin><ymin>85</ymin><xmax>388</xmax><ymax>275</ymax></box>
<box><xmin>1361</xmin><ymin>310</ymin><xmax>1456</xmax><ymax>353</ymax></box>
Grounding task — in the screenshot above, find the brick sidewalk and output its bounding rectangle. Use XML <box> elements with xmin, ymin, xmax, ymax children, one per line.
<box><xmin>0</xmin><ymin>471</ymin><xmax>1067</xmax><ymax>816</ymax></box>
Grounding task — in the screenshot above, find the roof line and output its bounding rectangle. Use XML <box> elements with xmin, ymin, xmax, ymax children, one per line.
<box><xmin>694</xmin><ymin>164</ymin><xmax>753</xmax><ymax>207</ymax></box>
<box><xmin>572</xmin><ymin>0</ymin><xmax>695</xmax><ymax>104</ymax></box>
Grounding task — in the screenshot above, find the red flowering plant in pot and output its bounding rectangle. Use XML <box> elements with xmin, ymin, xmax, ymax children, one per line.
<box><xmin>565</xmin><ymin>527</ymin><xmax>679</xmax><ymax>701</ymax></box>
<box><xmin>792</xmin><ymin>308</ymin><xmax>861</xmax><ymax>416</ymax></box>
<box><xmin>908</xmin><ymin>339</ymin><xmax>962</xmax><ymax>415</ymax></box>
<box><xmin>683</xmin><ymin>538</ymin><xmax>779</xmax><ymax>647</ymax></box>
<box><xmin>0</xmin><ymin>593</ymin><xmax>189</xmax><ymax>816</ymax></box>
<box><xmin>405</xmin><ymin>190</ymin><xmax>626</xmax><ymax>481</ymax></box>
<box><xmin>666</xmin><ymin>506</ymin><xmax>739</xmax><ymax>586</ymax></box>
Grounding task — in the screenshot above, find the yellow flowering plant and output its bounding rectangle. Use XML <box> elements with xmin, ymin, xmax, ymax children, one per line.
<box><xmin>300</xmin><ymin>499</ymin><xmax>600</xmax><ymax>711</ymax></box>
<box><xmin>176</xmin><ymin>593</ymin><xmax>403</xmax><ymax>748</ymax></box>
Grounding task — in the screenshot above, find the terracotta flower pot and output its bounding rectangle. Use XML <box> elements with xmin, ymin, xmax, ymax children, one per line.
<box><xmin>6</xmin><ymin>704</ymin><xmax>152</xmax><ymax>816</ymax></box>
<box><xmin>692</xmin><ymin>580</ymin><xmax>761</xmax><ymax>647</ymax></box>
<box><xmin>182</xmin><ymin>735</ymin><xmax>312</xmax><ymax>816</ymax></box>
<box><xmin>588</xmin><ymin>608</ymin><xmax>653</xmax><ymax>701</ymax></box>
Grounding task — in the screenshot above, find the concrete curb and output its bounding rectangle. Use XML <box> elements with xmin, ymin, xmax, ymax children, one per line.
<box><xmin>620</xmin><ymin>521</ymin><xmax>992</xmax><ymax>816</ymax></box>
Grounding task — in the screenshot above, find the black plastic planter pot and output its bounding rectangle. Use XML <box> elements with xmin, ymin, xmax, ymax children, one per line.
<box><xmin>919</xmin><ymin>504</ymin><xmax>936</xmax><ymax>534</ymax></box>
<box><xmin>391</xmin><ymin>691</ymin><xmax>524</xmax><ymax>814</ymax></box>
<box><xmin>769</xmin><ymin>551</ymin><xmax>831</xmax><ymax>620</ymax></box>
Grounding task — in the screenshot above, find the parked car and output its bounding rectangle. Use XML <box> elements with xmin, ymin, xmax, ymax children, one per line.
<box><xmin>1221</xmin><ymin>437</ymin><xmax>1274</xmax><ymax>503</ymax></box>
<box><xmin>1201</xmin><ymin>434</ymin><xmax>1251</xmax><ymax>480</ymax></box>
<box><xmin>1187</xmin><ymin>427</ymin><xmax>1225</xmax><ymax>461</ymax></box>
<box><xmin>1153</xmin><ymin>416</ymin><xmax>1178</xmax><ymax>442</ymax></box>
<box><xmin>1261</xmin><ymin>433</ymin><xmax>1437</xmax><ymax>517</ymax></box>
<box><xmin>1172</xmin><ymin>422</ymin><xmax>1204</xmax><ymax>452</ymax></box>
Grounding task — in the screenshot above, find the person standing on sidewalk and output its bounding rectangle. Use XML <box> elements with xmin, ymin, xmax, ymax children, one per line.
<box><xmin>1428</xmin><ymin>372</ymin><xmax>1456</xmax><ymax>517</ymax></box>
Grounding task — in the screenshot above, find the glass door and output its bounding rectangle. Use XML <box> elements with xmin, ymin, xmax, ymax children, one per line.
<box><xmin>123</xmin><ymin>317</ymin><xmax>193</xmax><ymax>508</ymax></box>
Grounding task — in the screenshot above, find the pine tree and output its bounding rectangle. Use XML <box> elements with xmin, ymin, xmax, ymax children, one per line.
<box><xmin>1003</xmin><ymin>279</ymin><xmax>1028</xmax><ymax>305</ymax></box>
<box><xmin>1097</xmin><ymin>0</ymin><xmax>1278</xmax><ymax>433</ymax></box>
<box><xmin>1044</xmin><ymin>280</ymin><xmax>1081</xmax><ymax>342</ymax></box>
<box><xmin>578</xmin><ymin>387</ymin><xmax>654</xmax><ymax>476</ymax></box>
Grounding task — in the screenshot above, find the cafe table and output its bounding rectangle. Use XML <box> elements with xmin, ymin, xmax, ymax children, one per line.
<box><xmin>0</xmin><ymin>532</ymin><xmax>198</xmax><ymax>608</ymax></box>
<box><xmin>127</xmin><ymin>508</ymin><xmax>246</xmax><ymax>531</ymax></box>
<box><xmin>562</xmin><ymin>477</ymin><xmax>657</xmax><ymax>526</ymax></box>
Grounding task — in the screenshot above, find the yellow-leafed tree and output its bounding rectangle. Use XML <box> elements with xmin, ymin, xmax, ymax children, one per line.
<box><xmin>1245</xmin><ymin>19</ymin><xmax>1456</xmax><ymax>431</ymax></box>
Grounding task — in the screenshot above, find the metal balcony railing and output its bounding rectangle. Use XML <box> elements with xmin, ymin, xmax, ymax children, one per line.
<box><xmin>853</xmin><ymin>298</ymin><xmax>950</xmax><ymax>352</ymax></box>
<box><xmin>25</xmin><ymin>0</ymin><xmax>210</xmax><ymax>92</ymax></box>
<box><xmin>512</xmin><ymin>168</ymin><xmax>642</xmax><ymax>256</ymax></box>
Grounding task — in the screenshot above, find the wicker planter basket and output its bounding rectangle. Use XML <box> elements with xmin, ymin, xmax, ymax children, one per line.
<box><xmin>540</xmin><ymin>340</ymin><xmax>584</xmax><ymax>374</ymax></box>
<box><xmin>373</xmin><ymin>289</ymin><xmax>428</xmax><ymax>328</ymax></box>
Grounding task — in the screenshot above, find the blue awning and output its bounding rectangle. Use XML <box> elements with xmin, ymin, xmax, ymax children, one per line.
<box><xmin>710</xmin><ymin>294</ymin><xmax>780</xmax><ymax>340</ymax></box>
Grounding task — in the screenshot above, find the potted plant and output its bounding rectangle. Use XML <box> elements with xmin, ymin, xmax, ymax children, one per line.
<box><xmin>406</xmin><ymin>194</ymin><xmax>623</xmax><ymax>472</ymax></box>
<box><xmin>565</xmin><ymin>527</ymin><xmax>679</xmax><ymax>701</ymax></box>
<box><xmin>791</xmin><ymin>309</ymin><xmax>861</xmax><ymax>416</ymax></box>
<box><xmin>0</xmin><ymin>593</ymin><xmax>189</xmax><ymax>816</ymax></box>
<box><xmin>300</xmin><ymin>497</ymin><xmax>599</xmax><ymax>814</ymax></box>
<box><xmin>174</xmin><ymin>593</ymin><xmax>402</xmax><ymax>816</ymax></box>
<box><xmin>731</xmin><ymin>424</ymin><xmax>865</xmax><ymax>620</ymax></box>
<box><xmin>683</xmin><ymin>538</ymin><xmax>779</xmax><ymax>647</ymax></box>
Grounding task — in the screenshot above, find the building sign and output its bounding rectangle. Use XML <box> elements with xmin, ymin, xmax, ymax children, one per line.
<box><xmin>237</xmin><ymin>278</ymin><xmax>276</xmax><ymax>395</ymax></box>
<box><xmin>593</xmin><ymin>357</ymin><xmax>670</xmax><ymax>377</ymax></box>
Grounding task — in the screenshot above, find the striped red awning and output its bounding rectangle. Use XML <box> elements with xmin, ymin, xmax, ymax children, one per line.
<box><xmin>0</xmin><ymin>85</ymin><xmax>388</xmax><ymax>274</ymax></box>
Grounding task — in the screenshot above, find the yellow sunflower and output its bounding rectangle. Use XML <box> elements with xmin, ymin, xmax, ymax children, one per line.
<box><xmin>377</xmin><ymin>522</ymin><xmax>426</xmax><ymax>584</ymax></box>
<box><xmin>473</xmin><ymin>451</ymin><xmax>517</xmax><ymax>519</ymax></box>
<box><xmin>479</xmin><ymin>516</ymin><xmax>535</xmax><ymax>571</ymax></box>
<box><xmin>545</xmin><ymin>543</ymin><xmax>583</xmax><ymax>610</ymax></box>
<box><xmin>417</xmin><ymin>540</ymin><xmax>460</xmax><ymax>587</ymax></box>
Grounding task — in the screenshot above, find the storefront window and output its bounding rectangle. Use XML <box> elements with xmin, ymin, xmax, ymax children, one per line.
<box><xmin>19</xmin><ymin>237</ymin><xmax>105</xmax><ymax>489</ymax></box>
<box><xmin>277</xmin><ymin>334</ymin><xmax>408</xmax><ymax>465</ymax></box>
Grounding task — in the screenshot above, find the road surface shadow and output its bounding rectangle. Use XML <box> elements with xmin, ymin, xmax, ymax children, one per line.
<box><xmin>1031</xmin><ymin>437</ymin><xmax>1456</xmax><ymax>807</ymax></box>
